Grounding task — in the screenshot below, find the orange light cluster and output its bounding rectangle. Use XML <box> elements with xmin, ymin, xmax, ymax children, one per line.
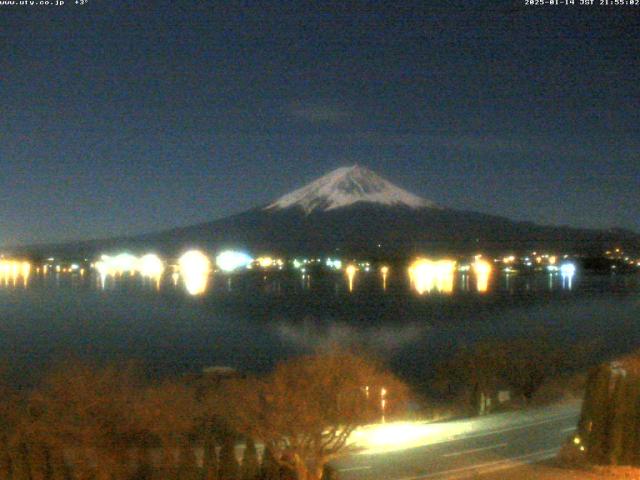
<box><xmin>0</xmin><ymin>260</ymin><xmax>31</xmax><ymax>286</ymax></box>
<box><xmin>408</xmin><ymin>258</ymin><xmax>456</xmax><ymax>294</ymax></box>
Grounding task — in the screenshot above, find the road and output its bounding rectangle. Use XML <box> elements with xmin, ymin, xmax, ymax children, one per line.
<box><xmin>334</xmin><ymin>402</ymin><xmax>581</xmax><ymax>480</ymax></box>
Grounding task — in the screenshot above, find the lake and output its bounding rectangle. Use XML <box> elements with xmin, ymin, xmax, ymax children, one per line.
<box><xmin>1</xmin><ymin>268</ymin><xmax>639</xmax><ymax>389</ymax></box>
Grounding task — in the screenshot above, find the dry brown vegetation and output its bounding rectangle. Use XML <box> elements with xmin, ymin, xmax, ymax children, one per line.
<box><xmin>0</xmin><ymin>349</ymin><xmax>409</xmax><ymax>480</ymax></box>
<box><xmin>574</xmin><ymin>351</ymin><xmax>640</xmax><ymax>468</ymax></box>
<box><xmin>209</xmin><ymin>350</ymin><xmax>409</xmax><ymax>480</ymax></box>
<box><xmin>539</xmin><ymin>350</ymin><xmax>640</xmax><ymax>480</ymax></box>
<box><xmin>435</xmin><ymin>334</ymin><xmax>599</xmax><ymax>416</ymax></box>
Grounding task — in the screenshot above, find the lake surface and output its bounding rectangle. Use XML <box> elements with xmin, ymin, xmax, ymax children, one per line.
<box><xmin>1</xmin><ymin>269</ymin><xmax>639</xmax><ymax>388</ymax></box>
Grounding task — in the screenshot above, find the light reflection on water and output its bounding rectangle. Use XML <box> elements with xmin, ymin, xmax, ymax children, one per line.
<box><xmin>473</xmin><ymin>258</ymin><xmax>492</xmax><ymax>293</ymax></box>
<box><xmin>0</xmin><ymin>269</ymin><xmax>638</xmax><ymax>388</ymax></box>
<box><xmin>0</xmin><ymin>264</ymin><xmax>615</xmax><ymax>298</ymax></box>
<box><xmin>178</xmin><ymin>250</ymin><xmax>211</xmax><ymax>295</ymax></box>
<box><xmin>0</xmin><ymin>260</ymin><xmax>31</xmax><ymax>287</ymax></box>
<box><xmin>408</xmin><ymin>259</ymin><xmax>457</xmax><ymax>294</ymax></box>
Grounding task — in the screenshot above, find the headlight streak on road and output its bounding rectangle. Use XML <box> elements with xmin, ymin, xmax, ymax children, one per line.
<box><xmin>347</xmin><ymin>408</ymin><xmax>580</xmax><ymax>456</ymax></box>
<box><xmin>349</xmin><ymin>421</ymin><xmax>472</xmax><ymax>455</ymax></box>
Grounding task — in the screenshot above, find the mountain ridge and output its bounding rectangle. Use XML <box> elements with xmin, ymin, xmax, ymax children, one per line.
<box><xmin>4</xmin><ymin>166</ymin><xmax>639</xmax><ymax>257</ymax></box>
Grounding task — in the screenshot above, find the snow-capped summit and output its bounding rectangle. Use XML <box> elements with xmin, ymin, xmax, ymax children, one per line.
<box><xmin>266</xmin><ymin>165</ymin><xmax>437</xmax><ymax>214</ymax></box>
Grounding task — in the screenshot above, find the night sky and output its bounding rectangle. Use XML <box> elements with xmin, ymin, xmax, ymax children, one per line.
<box><xmin>1</xmin><ymin>1</ymin><xmax>638</xmax><ymax>247</ymax></box>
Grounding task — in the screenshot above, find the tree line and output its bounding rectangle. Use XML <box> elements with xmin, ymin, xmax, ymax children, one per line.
<box><xmin>0</xmin><ymin>349</ymin><xmax>409</xmax><ymax>480</ymax></box>
<box><xmin>435</xmin><ymin>332</ymin><xmax>600</xmax><ymax>416</ymax></box>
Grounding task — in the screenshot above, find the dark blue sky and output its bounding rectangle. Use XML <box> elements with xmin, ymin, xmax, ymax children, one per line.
<box><xmin>1</xmin><ymin>1</ymin><xmax>638</xmax><ymax>246</ymax></box>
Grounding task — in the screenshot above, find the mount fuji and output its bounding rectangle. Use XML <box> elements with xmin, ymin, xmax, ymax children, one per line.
<box><xmin>13</xmin><ymin>165</ymin><xmax>639</xmax><ymax>258</ymax></box>
<box><xmin>265</xmin><ymin>165</ymin><xmax>436</xmax><ymax>213</ymax></box>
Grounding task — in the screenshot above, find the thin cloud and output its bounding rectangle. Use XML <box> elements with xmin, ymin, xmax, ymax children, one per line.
<box><xmin>288</xmin><ymin>100</ymin><xmax>351</xmax><ymax>123</ymax></box>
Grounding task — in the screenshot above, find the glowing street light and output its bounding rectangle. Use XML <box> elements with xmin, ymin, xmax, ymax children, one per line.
<box><xmin>256</xmin><ymin>256</ymin><xmax>274</xmax><ymax>268</ymax></box>
<box><xmin>409</xmin><ymin>258</ymin><xmax>456</xmax><ymax>294</ymax></box>
<box><xmin>139</xmin><ymin>253</ymin><xmax>164</xmax><ymax>289</ymax></box>
<box><xmin>0</xmin><ymin>259</ymin><xmax>31</xmax><ymax>287</ymax></box>
<box><xmin>408</xmin><ymin>259</ymin><xmax>433</xmax><ymax>294</ymax></box>
<box><xmin>216</xmin><ymin>250</ymin><xmax>253</xmax><ymax>272</ymax></box>
<box><xmin>560</xmin><ymin>262</ymin><xmax>576</xmax><ymax>276</ymax></box>
<box><xmin>179</xmin><ymin>250</ymin><xmax>211</xmax><ymax>295</ymax></box>
<box><xmin>326</xmin><ymin>258</ymin><xmax>342</xmax><ymax>270</ymax></box>
<box><xmin>112</xmin><ymin>253</ymin><xmax>138</xmax><ymax>275</ymax></box>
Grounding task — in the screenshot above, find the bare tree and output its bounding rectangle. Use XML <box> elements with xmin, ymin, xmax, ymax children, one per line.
<box><xmin>202</xmin><ymin>429</ymin><xmax>219</xmax><ymax>480</ymax></box>
<box><xmin>440</xmin><ymin>334</ymin><xmax>599</xmax><ymax>413</ymax></box>
<box><xmin>240</xmin><ymin>437</ymin><xmax>259</xmax><ymax>480</ymax></box>
<box><xmin>439</xmin><ymin>341</ymin><xmax>507</xmax><ymax>415</ymax></box>
<box><xmin>215</xmin><ymin>349</ymin><xmax>409</xmax><ymax>480</ymax></box>
<box><xmin>27</xmin><ymin>361</ymin><xmax>148</xmax><ymax>480</ymax></box>
<box><xmin>134</xmin><ymin>378</ymin><xmax>202</xmax><ymax>477</ymax></box>
<box><xmin>218</xmin><ymin>434</ymin><xmax>239</xmax><ymax>480</ymax></box>
<box><xmin>501</xmin><ymin>338</ymin><xmax>561</xmax><ymax>401</ymax></box>
<box><xmin>0</xmin><ymin>369</ymin><xmax>19</xmax><ymax>480</ymax></box>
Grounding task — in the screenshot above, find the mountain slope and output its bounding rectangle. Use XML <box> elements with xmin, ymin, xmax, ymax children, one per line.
<box><xmin>8</xmin><ymin>166</ymin><xmax>639</xmax><ymax>258</ymax></box>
